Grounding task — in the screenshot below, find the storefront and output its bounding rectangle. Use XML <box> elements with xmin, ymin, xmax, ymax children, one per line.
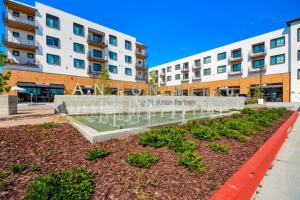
<box><xmin>17</xmin><ymin>82</ymin><xmax>65</xmax><ymax>103</ymax></box>
<box><xmin>250</xmin><ymin>83</ymin><xmax>283</xmax><ymax>102</ymax></box>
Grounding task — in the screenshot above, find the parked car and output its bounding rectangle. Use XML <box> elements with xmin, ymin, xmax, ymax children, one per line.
<box><xmin>233</xmin><ymin>94</ymin><xmax>249</xmax><ymax>104</ymax></box>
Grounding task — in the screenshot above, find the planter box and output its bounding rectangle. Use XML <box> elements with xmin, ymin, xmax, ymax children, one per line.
<box><xmin>258</xmin><ymin>98</ymin><xmax>265</xmax><ymax>105</ymax></box>
<box><xmin>0</xmin><ymin>95</ymin><xmax>17</xmax><ymax>115</ymax></box>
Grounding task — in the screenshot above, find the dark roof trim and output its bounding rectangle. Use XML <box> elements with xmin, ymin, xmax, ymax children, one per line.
<box><xmin>286</xmin><ymin>17</ymin><xmax>300</xmax><ymax>26</ymax></box>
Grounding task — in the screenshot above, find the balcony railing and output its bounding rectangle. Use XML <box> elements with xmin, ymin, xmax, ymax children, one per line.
<box><xmin>192</xmin><ymin>75</ymin><xmax>202</xmax><ymax>80</ymax></box>
<box><xmin>181</xmin><ymin>66</ymin><xmax>189</xmax><ymax>72</ymax></box>
<box><xmin>2</xmin><ymin>34</ymin><xmax>37</xmax><ymax>47</ymax></box>
<box><xmin>2</xmin><ymin>11</ymin><xmax>37</xmax><ymax>27</ymax></box>
<box><xmin>249</xmin><ymin>48</ymin><xmax>267</xmax><ymax>59</ymax></box>
<box><xmin>87</xmin><ymin>35</ymin><xmax>107</xmax><ymax>48</ymax></box>
<box><xmin>181</xmin><ymin>77</ymin><xmax>189</xmax><ymax>82</ymax></box>
<box><xmin>192</xmin><ymin>64</ymin><xmax>201</xmax><ymax>70</ymax></box>
<box><xmin>87</xmin><ymin>51</ymin><xmax>108</xmax><ymax>63</ymax></box>
<box><xmin>7</xmin><ymin>55</ymin><xmax>39</xmax><ymax>68</ymax></box>
<box><xmin>249</xmin><ymin>65</ymin><xmax>266</xmax><ymax>73</ymax></box>
<box><xmin>228</xmin><ymin>53</ymin><xmax>243</xmax><ymax>63</ymax></box>
<box><xmin>136</xmin><ymin>50</ymin><xmax>147</xmax><ymax>58</ymax></box>
<box><xmin>228</xmin><ymin>68</ymin><xmax>243</xmax><ymax>75</ymax></box>
<box><xmin>136</xmin><ymin>75</ymin><xmax>147</xmax><ymax>81</ymax></box>
<box><xmin>88</xmin><ymin>65</ymin><xmax>101</xmax><ymax>75</ymax></box>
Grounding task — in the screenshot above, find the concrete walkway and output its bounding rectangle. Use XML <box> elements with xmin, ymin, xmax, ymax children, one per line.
<box><xmin>253</xmin><ymin>112</ymin><xmax>300</xmax><ymax>200</ymax></box>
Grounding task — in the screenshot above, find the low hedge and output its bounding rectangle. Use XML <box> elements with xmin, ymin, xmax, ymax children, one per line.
<box><xmin>178</xmin><ymin>152</ymin><xmax>205</xmax><ymax>173</ymax></box>
<box><xmin>127</xmin><ymin>151</ymin><xmax>159</xmax><ymax>168</ymax></box>
<box><xmin>85</xmin><ymin>147</ymin><xmax>111</xmax><ymax>161</ymax></box>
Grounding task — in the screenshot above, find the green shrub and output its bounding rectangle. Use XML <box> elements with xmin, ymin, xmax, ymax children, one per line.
<box><xmin>9</xmin><ymin>162</ymin><xmax>27</xmax><ymax>173</ymax></box>
<box><xmin>39</xmin><ymin>122</ymin><xmax>60</xmax><ymax>129</ymax></box>
<box><xmin>0</xmin><ymin>169</ymin><xmax>12</xmax><ymax>191</ymax></box>
<box><xmin>167</xmin><ymin>139</ymin><xmax>198</xmax><ymax>153</ymax></box>
<box><xmin>139</xmin><ymin>132</ymin><xmax>166</xmax><ymax>148</ymax></box>
<box><xmin>24</xmin><ymin>167</ymin><xmax>94</xmax><ymax>200</ymax></box>
<box><xmin>209</xmin><ymin>142</ymin><xmax>230</xmax><ymax>153</ymax></box>
<box><xmin>85</xmin><ymin>147</ymin><xmax>111</xmax><ymax>161</ymax></box>
<box><xmin>187</xmin><ymin>119</ymin><xmax>200</xmax><ymax>130</ymax></box>
<box><xmin>127</xmin><ymin>151</ymin><xmax>159</xmax><ymax>168</ymax></box>
<box><xmin>30</xmin><ymin>164</ymin><xmax>41</xmax><ymax>172</ymax></box>
<box><xmin>178</xmin><ymin>152</ymin><xmax>205</xmax><ymax>173</ymax></box>
<box><xmin>191</xmin><ymin>125</ymin><xmax>220</xmax><ymax>141</ymax></box>
<box><xmin>249</xmin><ymin>98</ymin><xmax>258</xmax><ymax>104</ymax></box>
<box><xmin>224</xmin><ymin>119</ymin><xmax>257</xmax><ymax>135</ymax></box>
<box><xmin>220</xmin><ymin>129</ymin><xmax>249</xmax><ymax>142</ymax></box>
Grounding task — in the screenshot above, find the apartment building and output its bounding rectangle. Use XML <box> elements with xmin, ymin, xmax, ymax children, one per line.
<box><xmin>149</xmin><ymin>18</ymin><xmax>300</xmax><ymax>102</ymax></box>
<box><xmin>2</xmin><ymin>0</ymin><xmax>148</xmax><ymax>102</ymax></box>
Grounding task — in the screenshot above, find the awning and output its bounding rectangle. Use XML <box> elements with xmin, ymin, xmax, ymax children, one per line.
<box><xmin>17</xmin><ymin>82</ymin><xmax>65</xmax><ymax>89</ymax></box>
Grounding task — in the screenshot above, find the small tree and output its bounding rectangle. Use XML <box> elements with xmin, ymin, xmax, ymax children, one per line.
<box><xmin>97</xmin><ymin>67</ymin><xmax>111</xmax><ymax>95</ymax></box>
<box><xmin>0</xmin><ymin>52</ymin><xmax>11</xmax><ymax>94</ymax></box>
<box><xmin>148</xmin><ymin>71</ymin><xmax>157</xmax><ymax>96</ymax></box>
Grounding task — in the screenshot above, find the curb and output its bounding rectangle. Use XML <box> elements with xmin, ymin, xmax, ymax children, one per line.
<box><xmin>210</xmin><ymin>111</ymin><xmax>299</xmax><ymax>200</ymax></box>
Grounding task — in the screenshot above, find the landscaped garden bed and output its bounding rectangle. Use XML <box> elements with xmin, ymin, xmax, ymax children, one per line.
<box><xmin>0</xmin><ymin>108</ymin><xmax>293</xmax><ymax>199</ymax></box>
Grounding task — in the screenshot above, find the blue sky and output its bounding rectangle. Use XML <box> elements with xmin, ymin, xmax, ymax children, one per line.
<box><xmin>0</xmin><ymin>0</ymin><xmax>299</xmax><ymax>68</ymax></box>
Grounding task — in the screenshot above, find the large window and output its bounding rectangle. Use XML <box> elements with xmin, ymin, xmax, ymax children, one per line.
<box><xmin>232</xmin><ymin>63</ymin><xmax>241</xmax><ymax>72</ymax></box>
<box><xmin>167</xmin><ymin>66</ymin><xmax>172</xmax><ymax>72</ymax></box>
<box><xmin>125</xmin><ymin>40</ymin><xmax>132</xmax><ymax>50</ymax></box>
<box><xmin>298</xmin><ymin>29</ymin><xmax>300</xmax><ymax>42</ymax></box>
<box><xmin>46</xmin><ymin>36</ymin><xmax>60</xmax><ymax>48</ymax></box>
<box><xmin>270</xmin><ymin>37</ymin><xmax>285</xmax><ymax>48</ymax></box>
<box><xmin>217</xmin><ymin>65</ymin><xmax>226</xmax><ymax>73</ymax></box>
<box><xmin>298</xmin><ymin>69</ymin><xmax>300</xmax><ymax>80</ymax></box>
<box><xmin>125</xmin><ymin>55</ymin><xmax>132</xmax><ymax>63</ymax></box>
<box><xmin>93</xmin><ymin>63</ymin><xmax>102</xmax><ymax>72</ymax></box>
<box><xmin>232</xmin><ymin>49</ymin><xmax>242</xmax><ymax>58</ymax></box>
<box><xmin>73</xmin><ymin>59</ymin><xmax>85</xmax><ymax>69</ymax></box>
<box><xmin>167</xmin><ymin>76</ymin><xmax>172</xmax><ymax>81</ymax></box>
<box><xmin>109</xmin><ymin>51</ymin><xmax>118</xmax><ymax>61</ymax></box>
<box><xmin>46</xmin><ymin>14</ymin><xmax>60</xmax><ymax>29</ymax></box>
<box><xmin>47</xmin><ymin>54</ymin><xmax>60</xmax><ymax>65</ymax></box>
<box><xmin>203</xmin><ymin>68</ymin><xmax>211</xmax><ymax>76</ymax></box>
<box><xmin>217</xmin><ymin>52</ymin><xmax>226</xmax><ymax>61</ymax></box>
<box><xmin>270</xmin><ymin>54</ymin><xmax>285</xmax><ymax>65</ymax></box>
<box><xmin>253</xmin><ymin>43</ymin><xmax>265</xmax><ymax>53</ymax></box>
<box><xmin>125</xmin><ymin>68</ymin><xmax>132</xmax><ymax>75</ymax></box>
<box><xmin>298</xmin><ymin>50</ymin><xmax>300</xmax><ymax>61</ymax></box>
<box><xmin>109</xmin><ymin>65</ymin><xmax>118</xmax><ymax>73</ymax></box>
<box><xmin>175</xmin><ymin>74</ymin><xmax>180</xmax><ymax>80</ymax></box>
<box><xmin>175</xmin><ymin>64</ymin><xmax>180</xmax><ymax>70</ymax></box>
<box><xmin>109</xmin><ymin>35</ymin><xmax>117</xmax><ymax>46</ymax></box>
<box><xmin>203</xmin><ymin>56</ymin><xmax>211</xmax><ymax>64</ymax></box>
<box><xmin>73</xmin><ymin>43</ymin><xmax>85</xmax><ymax>53</ymax></box>
<box><xmin>194</xmin><ymin>59</ymin><xmax>201</xmax><ymax>66</ymax></box>
<box><xmin>93</xmin><ymin>49</ymin><xmax>103</xmax><ymax>58</ymax></box>
<box><xmin>73</xmin><ymin>23</ymin><xmax>85</xmax><ymax>36</ymax></box>
<box><xmin>252</xmin><ymin>59</ymin><xmax>265</xmax><ymax>69</ymax></box>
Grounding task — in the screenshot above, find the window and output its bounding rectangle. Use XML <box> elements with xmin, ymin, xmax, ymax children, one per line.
<box><xmin>203</xmin><ymin>56</ymin><xmax>211</xmax><ymax>64</ymax></box>
<box><xmin>232</xmin><ymin>49</ymin><xmax>242</xmax><ymax>58</ymax></box>
<box><xmin>74</xmin><ymin>59</ymin><xmax>85</xmax><ymax>69</ymax></box>
<box><xmin>298</xmin><ymin>50</ymin><xmax>300</xmax><ymax>61</ymax></box>
<box><xmin>109</xmin><ymin>65</ymin><xmax>118</xmax><ymax>73</ymax></box>
<box><xmin>109</xmin><ymin>51</ymin><xmax>118</xmax><ymax>61</ymax></box>
<box><xmin>91</xmin><ymin>34</ymin><xmax>103</xmax><ymax>43</ymax></box>
<box><xmin>92</xmin><ymin>63</ymin><xmax>101</xmax><ymax>72</ymax></box>
<box><xmin>175</xmin><ymin>64</ymin><xmax>180</xmax><ymax>70</ymax></box>
<box><xmin>27</xmin><ymin>16</ymin><xmax>34</xmax><ymax>21</ymax></box>
<box><xmin>73</xmin><ymin>43</ymin><xmax>85</xmax><ymax>53</ymax></box>
<box><xmin>217</xmin><ymin>52</ymin><xmax>226</xmax><ymax>61</ymax></box>
<box><xmin>125</xmin><ymin>55</ymin><xmax>132</xmax><ymax>63</ymax></box>
<box><xmin>27</xmin><ymin>53</ymin><xmax>34</xmax><ymax>58</ymax></box>
<box><xmin>203</xmin><ymin>68</ymin><xmax>211</xmax><ymax>76</ymax></box>
<box><xmin>109</xmin><ymin>35</ymin><xmax>117</xmax><ymax>46</ymax></box>
<box><xmin>167</xmin><ymin>76</ymin><xmax>172</xmax><ymax>81</ymax></box>
<box><xmin>12</xmin><ymin>50</ymin><xmax>19</xmax><ymax>56</ymax></box>
<box><xmin>167</xmin><ymin>66</ymin><xmax>172</xmax><ymax>72</ymax></box>
<box><xmin>253</xmin><ymin>43</ymin><xmax>265</xmax><ymax>54</ymax></box>
<box><xmin>232</xmin><ymin>63</ymin><xmax>241</xmax><ymax>72</ymax></box>
<box><xmin>46</xmin><ymin>14</ymin><xmax>60</xmax><ymax>29</ymax></box>
<box><xmin>125</xmin><ymin>40</ymin><xmax>132</xmax><ymax>50</ymax></box>
<box><xmin>194</xmin><ymin>59</ymin><xmax>201</xmax><ymax>66</ymax></box>
<box><xmin>270</xmin><ymin>54</ymin><xmax>285</xmax><ymax>65</ymax></box>
<box><xmin>93</xmin><ymin>49</ymin><xmax>102</xmax><ymax>58</ymax></box>
<box><xmin>73</xmin><ymin>23</ymin><xmax>84</xmax><ymax>36</ymax></box>
<box><xmin>13</xmin><ymin>11</ymin><xmax>19</xmax><ymax>17</ymax></box>
<box><xmin>47</xmin><ymin>54</ymin><xmax>60</xmax><ymax>65</ymax></box>
<box><xmin>270</xmin><ymin>37</ymin><xmax>285</xmax><ymax>48</ymax></box>
<box><xmin>252</xmin><ymin>59</ymin><xmax>265</xmax><ymax>69</ymax></box>
<box><xmin>298</xmin><ymin>69</ymin><xmax>300</xmax><ymax>80</ymax></box>
<box><xmin>13</xmin><ymin>32</ymin><xmax>19</xmax><ymax>37</ymax></box>
<box><xmin>298</xmin><ymin>29</ymin><xmax>300</xmax><ymax>42</ymax></box>
<box><xmin>217</xmin><ymin>65</ymin><xmax>226</xmax><ymax>73</ymax></box>
<box><xmin>27</xmin><ymin>35</ymin><xmax>34</xmax><ymax>40</ymax></box>
<box><xmin>125</xmin><ymin>68</ymin><xmax>132</xmax><ymax>75</ymax></box>
<box><xmin>46</xmin><ymin>36</ymin><xmax>60</xmax><ymax>48</ymax></box>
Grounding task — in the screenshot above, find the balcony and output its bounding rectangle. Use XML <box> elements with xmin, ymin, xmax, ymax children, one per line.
<box><xmin>136</xmin><ymin>75</ymin><xmax>147</xmax><ymax>81</ymax></box>
<box><xmin>160</xmin><ymin>80</ymin><xmax>166</xmax><ymax>85</ymax></box>
<box><xmin>87</xmin><ymin>51</ymin><xmax>108</xmax><ymax>63</ymax></box>
<box><xmin>249</xmin><ymin>48</ymin><xmax>267</xmax><ymax>59</ymax></box>
<box><xmin>136</xmin><ymin>50</ymin><xmax>147</xmax><ymax>59</ymax></box>
<box><xmin>87</xmin><ymin>35</ymin><xmax>108</xmax><ymax>49</ymax></box>
<box><xmin>6</xmin><ymin>55</ymin><xmax>39</xmax><ymax>68</ymax></box>
<box><xmin>228</xmin><ymin>54</ymin><xmax>243</xmax><ymax>63</ymax></box>
<box><xmin>2</xmin><ymin>34</ymin><xmax>37</xmax><ymax>51</ymax></box>
<box><xmin>192</xmin><ymin>64</ymin><xmax>201</xmax><ymax>70</ymax></box>
<box><xmin>228</xmin><ymin>68</ymin><xmax>243</xmax><ymax>76</ymax></box>
<box><xmin>135</xmin><ymin>62</ymin><xmax>147</xmax><ymax>72</ymax></box>
<box><xmin>181</xmin><ymin>66</ymin><xmax>189</xmax><ymax>72</ymax></box>
<box><xmin>181</xmin><ymin>76</ymin><xmax>189</xmax><ymax>82</ymax></box>
<box><xmin>249</xmin><ymin>65</ymin><xmax>266</xmax><ymax>73</ymax></box>
<box><xmin>88</xmin><ymin>65</ymin><xmax>101</xmax><ymax>75</ymax></box>
<box><xmin>2</xmin><ymin>11</ymin><xmax>37</xmax><ymax>32</ymax></box>
<box><xmin>192</xmin><ymin>75</ymin><xmax>202</xmax><ymax>81</ymax></box>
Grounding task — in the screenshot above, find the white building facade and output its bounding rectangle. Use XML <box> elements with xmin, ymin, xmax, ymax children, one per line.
<box><xmin>149</xmin><ymin>18</ymin><xmax>300</xmax><ymax>102</ymax></box>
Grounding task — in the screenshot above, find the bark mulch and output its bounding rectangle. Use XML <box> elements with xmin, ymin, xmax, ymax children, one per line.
<box><xmin>0</xmin><ymin>112</ymin><xmax>293</xmax><ymax>200</ymax></box>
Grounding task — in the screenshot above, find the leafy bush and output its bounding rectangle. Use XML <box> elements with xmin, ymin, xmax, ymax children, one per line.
<box><xmin>224</xmin><ymin>119</ymin><xmax>257</xmax><ymax>135</ymax></box>
<box><xmin>209</xmin><ymin>142</ymin><xmax>230</xmax><ymax>153</ymax></box>
<box><xmin>39</xmin><ymin>122</ymin><xmax>60</xmax><ymax>129</ymax></box>
<box><xmin>9</xmin><ymin>162</ymin><xmax>27</xmax><ymax>173</ymax></box>
<box><xmin>85</xmin><ymin>147</ymin><xmax>111</xmax><ymax>161</ymax></box>
<box><xmin>178</xmin><ymin>152</ymin><xmax>205</xmax><ymax>173</ymax></box>
<box><xmin>0</xmin><ymin>169</ymin><xmax>12</xmax><ymax>191</ymax></box>
<box><xmin>191</xmin><ymin>125</ymin><xmax>220</xmax><ymax>141</ymax></box>
<box><xmin>249</xmin><ymin>98</ymin><xmax>258</xmax><ymax>104</ymax></box>
<box><xmin>187</xmin><ymin>119</ymin><xmax>200</xmax><ymax>130</ymax></box>
<box><xmin>24</xmin><ymin>167</ymin><xmax>94</xmax><ymax>200</ymax></box>
<box><xmin>127</xmin><ymin>151</ymin><xmax>159</xmax><ymax>168</ymax></box>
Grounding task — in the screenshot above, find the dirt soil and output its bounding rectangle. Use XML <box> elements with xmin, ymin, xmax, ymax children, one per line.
<box><xmin>0</xmin><ymin>112</ymin><xmax>293</xmax><ymax>200</ymax></box>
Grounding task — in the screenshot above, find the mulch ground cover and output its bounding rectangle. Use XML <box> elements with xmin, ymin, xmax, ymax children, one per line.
<box><xmin>0</xmin><ymin>111</ymin><xmax>293</xmax><ymax>200</ymax></box>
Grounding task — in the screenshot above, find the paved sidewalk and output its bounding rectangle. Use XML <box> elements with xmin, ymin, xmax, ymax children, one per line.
<box><xmin>253</xmin><ymin>112</ymin><xmax>300</xmax><ymax>200</ymax></box>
